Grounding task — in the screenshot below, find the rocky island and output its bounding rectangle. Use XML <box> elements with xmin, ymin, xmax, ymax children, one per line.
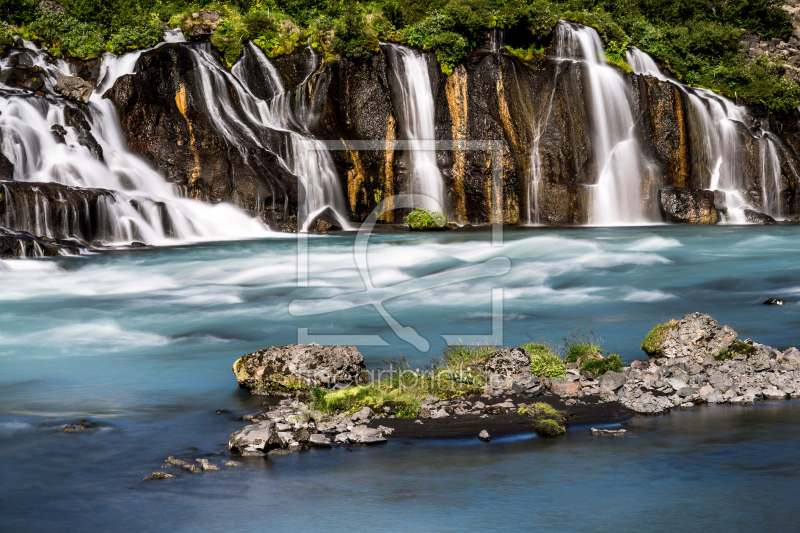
<box><xmin>215</xmin><ymin>312</ymin><xmax>800</xmax><ymax>459</ymax></box>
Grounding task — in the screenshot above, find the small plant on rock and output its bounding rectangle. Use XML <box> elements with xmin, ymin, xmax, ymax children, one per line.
<box><xmin>533</xmin><ymin>418</ymin><xmax>566</xmax><ymax>437</ymax></box>
<box><xmin>579</xmin><ymin>353</ymin><xmax>623</xmax><ymax>377</ymax></box>
<box><xmin>564</xmin><ymin>332</ymin><xmax>604</xmax><ymax>364</ymax></box>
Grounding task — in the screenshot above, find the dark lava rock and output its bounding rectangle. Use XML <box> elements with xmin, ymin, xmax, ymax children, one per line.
<box><xmin>307</xmin><ymin>207</ymin><xmax>343</xmax><ymax>233</ymax></box>
<box><xmin>64</xmin><ymin>106</ymin><xmax>104</xmax><ymax>161</ymax></box>
<box><xmin>659</xmin><ymin>187</ymin><xmax>719</xmax><ymax>224</ymax></box>
<box><xmin>764</xmin><ymin>298</ymin><xmax>786</xmax><ymax>305</ymax></box>
<box><xmin>0</xmin><ymin>65</ymin><xmax>45</xmax><ymax>93</ymax></box>
<box><xmin>232</xmin><ymin>343</ymin><xmax>366</xmax><ymax>394</ymax></box>
<box><xmin>743</xmin><ymin>209</ymin><xmax>777</xmax><ymax>225</ymax></box>
<box><xmin>476</xmin><ymin>348</ymin><xmax>533</xmax><ymax>390</ymax></box>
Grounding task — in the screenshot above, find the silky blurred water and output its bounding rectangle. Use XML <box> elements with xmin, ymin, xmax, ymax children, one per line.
<box><xmin>2</xmin><ymin>225</ymin><xmax>800</xmax><ymax>531</ymax></box>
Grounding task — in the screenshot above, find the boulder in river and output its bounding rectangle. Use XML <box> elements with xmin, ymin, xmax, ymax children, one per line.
<box><xmin>229</xmin><ymin>420</ymin><xmax>276</xmax><ymax>455</ymax></box>
<box><xmin>232</xmin><ymin>343</ymin><xmax>366</xmax><ymax>394</ymax></box>
<box><xmin>659</xmin><ymin>187</ymin><xmax>719</xmax><ymax>224</ymax></box>
<box><xmin>763</xmin><ymin>298</ymin><xmax>786</xmax><ymax>305</ymax></box>
<box><xmin>648</xmin><ymin>312</ymin><xmax>737</xmax><ymax>359</ymax></box>
<box><xmin>743</xmin><ymin>209</ymin><xmax>777</xmax><ymax>225</ymax></box>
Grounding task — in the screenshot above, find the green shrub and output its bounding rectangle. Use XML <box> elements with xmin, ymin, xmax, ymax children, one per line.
<box><xmin>331</xmin><ymin>2</ymin><xmax>379</xmax><ymax>61</ymax></box>
<box><xmin>518</xmin><ymin>401</ymin><xmax>565</xmax><ymax>423</ymax></box>
<box><xmin>106</xmin><ymin>17</ymin><xmax>163</xmax><ymax>54</ymax></box>
<box><xmin>26</xmin><ymin>10</ymin><xmax>106</xmax><ymax>60</ymax></box>
<box><xmin>505</xmin><ymin>43</ymin><xmax>545</xmax><ymax>62</ymax></box>
<box><xmin>525</xmin><ymin>341</ymin><xmax>566</xmax><ymax>379</ymax></box>
<box><xmin>641</xmin><ymin>319</ymin><xmax>677</xmax><ymax>357</ymax></box>
<box><xmin>0</xmin><ymin>0</ymin><xmax>37</xmax><ymax>26</ymax></box>
<box><xmin>211</xmin><ymin>13</ymin><xmax>249</xmax><ymax>67</ymax></box>
<box><xmin>714</xmin><ymin>349</ymin><xmax>734</xmax><ymax>361</ymax></box>
<box><xmin>405</xmin><ymin>208</ymin><xmax>448</xmax><ymax>230</ymax></box>
<box><xmin>579</xmin><ymin>353</ymin><xmax>623</xmax><ymax>376</ymax></box>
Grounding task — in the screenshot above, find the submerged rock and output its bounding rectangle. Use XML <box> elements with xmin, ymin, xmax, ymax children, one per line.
<box><xmin>743</xmin><ymin>209</ymin><xmax>777</xmax><ymax>225</ymax></box>
<box><xmin>590</xmin><ymin>428</ymin><xmax>627</xmax><ymax>436</ymax></box>
<box><xmin>232</xmin><ymin>343</ymin><xmax>366</xmax><ymax>394</ymax></box>
<box><xmin>478</xmin><ymin>429</ymin><xmax>491</xmax><ymax>442</ymax></box>
<box><xmin>307</xmin><ymin>207</ymin><xmax>343</xmax><ymax>233</ymax></box>
<box><xmin>763</xmin><ymin>298</ymin><xmax>786</xmax><ymax>305</ymax></box>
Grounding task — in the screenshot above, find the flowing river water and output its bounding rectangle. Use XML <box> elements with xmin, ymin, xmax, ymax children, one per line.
<box><xmin>2</xmin><ymin>226</ymin><xmax>800</xmax><ymax>530</ymax></box>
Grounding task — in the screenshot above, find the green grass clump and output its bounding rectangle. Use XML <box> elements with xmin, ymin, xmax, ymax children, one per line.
<box><xmin>641</xmin><ymin>319</ymin><xmax>677</xmax><ymax>357</ymax></box>
<box><xmin>713</xmin><ymin>349</ymin><xmax>734</xmax><ymax>361</ymax></box>
<box><xmin>405</xmin><ymin>208</ymin><xmax>447</xmax><ymax>231</ymax></box>
<box><xmin>729</xmin><ymin>341</ymin><xmax>755</xmax><ymax>356</ymax></box>
<box><xmin>443</xmin><ymin>343</ymin><xmax>496</xmax><ymax>367</ymax></box>
<box><xmin>564</xmin><ymin>333</ymin><xmax>603</xmax><ymax>364</ymax></box>
<box><xmin>525</xmin><ymin>342</ymin><xmax>566</xmax><ymax>379</ymax></box>
<box><xmin>518</xmin><ymin>402</ymin><xmax>566</xmax><ymax>422</ymax></box>
<box><xmin>579</xmin><ymin>354</ymin><xmax>623</xmax><ymax>377</ymax></box>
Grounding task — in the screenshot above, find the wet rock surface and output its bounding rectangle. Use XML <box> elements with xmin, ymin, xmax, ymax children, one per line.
<box><xmin>232</xmin><ymin>343</ymin><xmax>366</xmax><ymax>394</ymax></box>
<box><xmin>659</xmin><ymin>188</ymin><xmax>719</xmax><ymax>224</ymax></box>
<box><xmin>54</xmin><ymin>75</ymin><xmax>94</xmax><ymax>103</ymax></box>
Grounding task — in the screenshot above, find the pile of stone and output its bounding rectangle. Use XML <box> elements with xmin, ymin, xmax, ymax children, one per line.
<box><xmin>541</xmin><ymin>313</ymin><xmax>800</xmax><ymax>414</ymax></box>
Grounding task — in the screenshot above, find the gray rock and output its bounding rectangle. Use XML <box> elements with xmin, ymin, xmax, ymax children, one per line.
<box><xmin>232</xmin><ymin>343</ymin><xmax>366</xmax><ymax>394</ymax></box>
<box><xmin>598</xmin><ymin>371</ymin><xmax>626</xmax><ymax>391</ymax></box>
<box><xmin>225</xmin><ymin>461</ymin><xmax>240</xmax><ymax>467</ymax></box>
<box><xmin>196</xmin><ymin>458</ymin><xmax>218</xmax><ymax>471</ymax></box>
<box><xmin>698</xmin><ymin>384</ymin><xmax>715</xmax><ymax>400</ymax></box>
<box><xmin>432</xmin><ymin>408</ymin><xmax>450</xmax><ymax>419</ymax></box>
<box><xmin>181</xmin><ymin>9</ymin><xmax>223</xmax><ymax>40</ymax></box>
<box><xmin>512</xmin><ymin>375</ymin><xmax>542</xmax><ymax>396</ymax></box>
<box><xmin>229</xmin><ymin>420</ymin><xmax>275</xmax><ymax>455</ymax></box>
<box><xmin>660</xmin><ymin>313</ymin><xmax>738</xmax><ymax>359</ymax></box>
<box><xmin>476</xmin><ymin>347</ymin><xmax>533</xmax><ymax>390</ymax></box>
<box><xmin>667</xmin><ymin>377</ymin><xmax>689</xmax><ymax>391</ymax></box>
<box><xmin>345</xmin><ymin>425</ymin><xmax>387</xmax><ymax>444</ymax></box>
<box><xmin>143</xmin><ymin>472</ymin><xmax>174</xmax><ymax>481</ymax></box>
<box><xmin>763</xmin><ymin>387</ymin><xmax>788</xmax><ymax>400</ymax></box>
<box><xmin>678</xmin><ymin>387</ymin><xmax>696</xmax><ymax>397</ymax></box>
<box><xmin>309</xmin><ymin>433</ymin><xmax>332</xmax><ymax>447</ymax></box>
<box><xmin>478</xmin><ymin>430</ymin><xmax>491</xmax><ymax>442</ymax></box>
<box><xmin>351</xmin><ymin>406</ymin><xmax>374</xmax><ymax>422</ymax></box>
<box><xmin>54</xmin><ymin>75</ymin><xmax>93</xmax><ymax>103</ymax></box>
<box><xmin>659</xmin><ymin>187</ymin><xmax>719</xmax><ymax>224</ymax></box>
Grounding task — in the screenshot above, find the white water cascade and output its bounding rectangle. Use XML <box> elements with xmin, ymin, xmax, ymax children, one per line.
<box><xmin>627</xmin><ymin>46</ymin><xmax>791</xmax><ymax>221</ymax></box>
<box><xmin>382</xmin><ymin>43</ymin><xmax>445</xmax><ymax>211</ymax></box>
<box><xmin>0</xmin><ymin>36</ymin><xmax>271</xmax><ymax>246</ymax></box>
<box><xmin>552</xmin><ymin>22</ymin><xmax>646</xmax><ymax>225</ymax></box>
<box><xmin>229</xmin><ymin>41</ymin><xmax>350</xmax><ymax>230</ymax></box>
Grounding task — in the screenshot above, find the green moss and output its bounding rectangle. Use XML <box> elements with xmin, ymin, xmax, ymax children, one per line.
<box><xmin>405</xmin><ymin>208</ymin><xmax>447</xmax><ymax>230</ymax></box>
<box><xmin>505</xmin><ymin>43</ymin><xmax>545</xmax><ymax>63</ymax></box>
<box><xmin>211</xmin><ymin>13</ymin><xmax>249</xmax><ymax>68</ymax></box>
<box><xmin>714</xmin><ymin>349</ymin><xmax>734</xmax><ymax>361</ymax></box>
<box><xmin>518</xmin><ymin>402</ymin><xmax>565</xmax><ymax>422</ymax></box>
<box><xmin>641</xmin><ymin>319</ymin><xmax>677</xmax><ymax>357</ymax></box>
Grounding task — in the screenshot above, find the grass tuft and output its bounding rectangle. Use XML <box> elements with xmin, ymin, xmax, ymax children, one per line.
<box><xmin>579</xmin><ymin>353</ymin><xmax>623</xmax><ymax>377</ymax></box>
<box><xmin>564</xmin><ymin>332</ymin><xmax>603</xmax><ymax>364</ymax></box>
<box><xmin>524</xmin><ymin>341</ymin><xmax>566</xmax><ymax>379</ymax></box>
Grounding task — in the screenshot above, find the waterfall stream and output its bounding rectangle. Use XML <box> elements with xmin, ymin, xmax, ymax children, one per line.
<box><xmin>626</xmin><ymin>46</ymin><xmax>792</xmax><ymax>221</ymax></box>
<box><xmin>551</xmin><ymin>22</ymin><xmax>646</xmax><ymax>226</ymax></box>
<box><xmin>0</xmin><ymin>36</ymin><xmax>271</xmax><ymax>247</ymax></box>
<box><xmin>382</xmin><ymin>43</ymin><xmax>445</xmax><ymax>211</ymax></box>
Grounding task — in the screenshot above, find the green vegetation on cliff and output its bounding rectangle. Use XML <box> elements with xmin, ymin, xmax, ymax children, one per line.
<box><xmin>2</xmin><ymin>0</ymin><xmax>798</xmax><ymax>110</ymax></box>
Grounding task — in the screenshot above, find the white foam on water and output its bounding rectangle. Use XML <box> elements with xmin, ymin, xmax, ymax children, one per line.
<box><xmin>626</xmin><ymin>236</ymin><xmax>683</xmax><ymax>251</ymax></box>
<box><xmin>623</xmin><ymin>289</ymin><xmax>676</xmax><ymax>302</ymax></box>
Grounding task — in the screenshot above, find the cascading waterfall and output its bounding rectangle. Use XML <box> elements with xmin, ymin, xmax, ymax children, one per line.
<box><xmin>229</xmin><ymin>41</ymin><xmax>350</xmax><ymax>229</ymax></box>
<box><xmin>0</xmin><ymin>36</ymin><xmax>271</xmax><ymax>247</ymax></box>
<box><xmin>382</xmin><ymin>43</ymin><xmax>445</xmax><ymax>211</ymax></box>
<box><xmin>626</xmin><ymin>45</ymin><xmax>786</xmax><ymax>221</ymax></box>
<box><xmin>552</xmin><ymin>22</ymin><xmax>646</xmax><ymax>225</ymax></box>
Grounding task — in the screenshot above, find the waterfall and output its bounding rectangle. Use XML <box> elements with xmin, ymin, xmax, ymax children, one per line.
<box><xmin>551</xmin><ymin>22</ymin><xmax>645</xmax><ymax>225</ymax></box>
<box><xmin>0</xmin><ymin>37</ymin><xmax>271</xmax><ymax>247</ymax></box>
<box><xmin>230</xmin><ymin>41</ymin><xmax>350</xmax><ymax>229</ymax></box>
<box><xmin>627</xmin><ymin>46</ymin><xmax>778</xmax><ymax>222</ymax></box>
<box><xmin>382</xmin><ymin>43</ymin><xmax>444</xmax><ymax>211</ymax></box>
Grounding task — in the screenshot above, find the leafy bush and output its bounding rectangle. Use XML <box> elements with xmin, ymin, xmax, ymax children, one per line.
<box><xmin>211</xmin><ymin>13</ymin><xmax>249</xmax><ymax>67</ymax></box>
<box><xmin>533</xmin><ymin>418</ymin><xmax>566</xmax><ymax>437</ymax></box>
<box><xmin>525</xmin><ymin>341</ymin><xmax>566</xmax><ymax>379</ymax></box>
<box><xmin>641</xmin><ymin>319</ymin><xmax>677</xmax><ymax>356</ymax></box>
<box><xmin>579</xmin><ymin>353</ymin><xmax>623</xmax><ymax>376</ymax></box>
<box><xmin>106</xmin><ymin>17</ymin><xmax>163</xmax><ymax>54</ymax></box>
<box><xmin>331</xmin><ymin>2</ymin><xmax>379</xmax><ymax>61</ymax></box>
<box><xmin>26</xmin><ymin>10</ymin><xmax>106</xmax><ymax>59</ymax></box>
<box><xmin>0</xmin><ymin>0</ymin><xmax>37</xmax><ymax>26</ymax></box>
<box><xmin>405</xmin><ymin>208</ymin><xmax>447</xmax><ymax>230</ymax></box>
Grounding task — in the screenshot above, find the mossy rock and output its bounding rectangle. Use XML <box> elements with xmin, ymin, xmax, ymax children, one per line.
<box><xmin>641</xmin><ymin>319</ymin><xmax>678</xmax><ymax>357</ymax></box>
<box><xmin>405</xmin><ymin>208</ymin><xmax>447</xmax><ymax>231</ymax></box>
